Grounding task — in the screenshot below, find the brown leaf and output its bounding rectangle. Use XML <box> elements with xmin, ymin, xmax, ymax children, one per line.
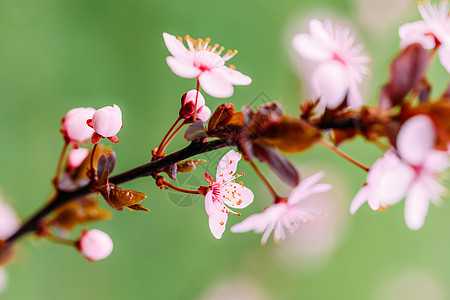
<box><xmin>176</xmin><ymin>160</ymin><xmax>206</xmax><ymax>173</ymax></box>
<box><xmin>207</xmin><ymin>103</ymin><xmax>235</xmax><ymax>131</ymax></box>
<box><xmin>259</xmin><ymin>116</ymin><xmax>321</xmax><ymax>153</ymax></box>
<box><xmin>108</xmin><ymin>185</ymin><xmax>148</xmax><ymax>210</ymax></box>
<box><xmin>127</xmin><ymin>204</ymin><xmax>151</xmax><ymax>212</ymax></box>
<box><xmin>51</xmin><ymin>197</ymin><xmax>111</xmax><ymax>232</ymax></box>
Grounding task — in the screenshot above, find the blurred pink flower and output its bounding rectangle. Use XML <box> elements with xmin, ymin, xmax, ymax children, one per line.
<box><xmin>0</xmin><ymin>201</ymin><xmax>20</xmax><ymax>240</ymax></box>
<box><xmin>61</xmin><ymin>107</ymin><xmax>95</xmax><ymax>148</ymax></box>
<box><xmin>399</xmin><ymin>1</ymin><xmax>450</xmax><ymax>72</ymax></box>
<box><xmin>179</xmin><ymin>90</ymin><xmax>211</xmax><ymax>122</ymax></box>
<box><xmin>163</xmin><ymin>33</ymin><xmax>252</xmax><ymax>98</ymax></box>
<box><xmin>88</xmin><ymin>104</ymin><xmax>122</xmax><ymax>144</ymax></box>
<box><xmin>77</xmin><ymin>229</ymin><xmax>113</xmax><ymax>262</ymax></box>
<box><xmin>351</xmin><ymin>115</ymin><xmax>448</xmax><ymax>230</ymax></box>
<box><xmin>231</xmin><ymin>172</ymin><xmax>331</xmax><ymax>244</ymax></box>
<box><xmin>202</xmin><ymin>150</ymin><xmax>254</xmax><ymax>239</ymax></box>
<box><xmin>67</xmin><ymin>148</ymin><xmax>89</xmax><ymax>170</ymax></box>
<box><xmin>292</xmin><ymin>19</ymin><xmax>370</xmax><ymax>110</ymax></box>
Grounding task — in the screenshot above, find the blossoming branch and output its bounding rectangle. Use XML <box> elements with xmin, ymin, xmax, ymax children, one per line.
<box><xmin>0</xmin><ymin>0</ymin><xmax>448</xmax><ymax>294</ymax></box>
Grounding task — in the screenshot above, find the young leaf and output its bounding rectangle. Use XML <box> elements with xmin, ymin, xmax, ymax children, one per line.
<box><xmin>184</xmin><ymin>120</ymin><xmax>207</xmax><ymax>141</ymax></box>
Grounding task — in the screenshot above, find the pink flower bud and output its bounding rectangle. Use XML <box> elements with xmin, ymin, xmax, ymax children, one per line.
<box><xmin>196</xmin><ymin>105</ymin><xmax>211</xmax><ymax>122</ymax></box>
<box><xmin>179</xmin><ymin>90</ymin><xmax>208</xmax><ymax>120</ymax></box>
<box><xmin>77</xmin><ymin>229</ymin><xmax>113</xmax><ymax>262</ymax></box>
<box><xmin>0</xmin><ymin>201</ymin><xmax>20</xmax><ymax>240</ymax></box>
<box><xmin>67</xmin><ymin>148</ymin><xmax>89</xmax><ymax>170</ymax></box>
<box><xmin>89</xmin><ymin>104</ymin><xmax>122</xmax><ymax>144</ymax></box>
<box><xmin>61</xmin><ymin>107</ymin><xmax>95</xmax><ymax>145</ymax></box>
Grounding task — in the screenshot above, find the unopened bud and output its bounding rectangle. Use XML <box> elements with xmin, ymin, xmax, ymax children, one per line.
<box><xmin>61</xmin><ymin>107</ymin><xmax>95</xmax><ymax>146</ymax></box>
<box><xmin>77</xmin><ymin>229</ymin><xmax>113</xmax><ymax>262</ymax></box>
<box><xmin>179</xmin><ymin>90</ymin><xmax>209</xmax><ymax>120</ymax></box>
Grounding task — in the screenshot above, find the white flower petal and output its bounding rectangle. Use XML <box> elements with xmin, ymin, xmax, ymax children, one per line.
<box><xmin>350</xmin><ymin>185</ymin><xmax>369</xmax><ymax>214</ymax></box>
<box><xmin>222</xmin><ymin>184</ymin><xmax>254</xmax><ymax>209</ymax></box>
<box><xmin>209</xmin><ymin>214</ymin><xmax>228</xmax><ymax>239</ymax></box>
<box><xmin>0</xmin><ymin>268</ymin><xmax>7</xmax><ymax>294</ymax></box>
<box><xmin>309</xmin><ymin>19</ymin><xmax>334</xmax><ymax>48</ymax></box>
<box><xmin>312</xmin><ymin>61</ymin><xmax>349</xmax><ymax>109</ymax></box>
<box><xmin>397</xmin><ymin>115</ymin><xmax>436</xmax><ymax>165</ymax></box>
<box><xmin>375</xmin><ymin>162</ymin><xmax>414</xmax><ymax>206</ymax></box>
<box><xmin>230</xmin><ymin>212</ymin><xmax>268</xmax><ymax>233</ymax></box>
<box><xmin>221</xmin><ymin>67</ymin><xmax>252</xmax><ymax>85</ymax></box>
<box><xmin>199</xmin><ymin>69</ymin><xmax>234</xmax><ymax>98</ymax></box>
<box><xmin>398</xmin><ymin>21</ymin><xmax>436</xmax><ymax>49</ymax></box>
<box><xmin>163</xmin><ymin>32</ymin><xmax>189</xmax><ymax>58</ymax></box>
<box><xmin>404</xmin><ymin>183</ymin><xmax>430</xmax><ymax>230</ymax></box>
<box><xmin>288</xmin><ymin>172</ymin><xmax>331</xmax><ymax>205</ymax></box>
<box><xmin>166</xmin><ymin>56</ymin><xmax>201</xmax><ymax>78</ymax></box>
<box><xmin>292</xmin><ymin>33</ymin><xmax>331</xmax><ymax>61</ymax></box>
<box><xmin>215</xmin><ymin>150</ymin><xmax>241</xmax><ymax>182</ymax></box>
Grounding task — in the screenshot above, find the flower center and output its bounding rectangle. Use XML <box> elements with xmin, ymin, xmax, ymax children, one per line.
<box><xmin>332</xmin><ymin>52</ymin><xmax>347</xmax><ymax>65</ymax></box>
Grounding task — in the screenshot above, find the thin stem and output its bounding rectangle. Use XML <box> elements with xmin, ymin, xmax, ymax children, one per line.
<box><xmin>52</xmin><ymin>141</ymin><xmax>69</xmax><ymax>187</ymax></box>
<box><xmin>248</xmin><ymin>160</ymin><xmax>280</xmax><ymax>200</ymax></box>
<box><xmin>164</xmin><ymin>182</ymin><xmax>200</xmax><ymax>195</ymax></box>
<box><xmin>159</xmin><ymin>122</ymin><xmax>186</xmax><ymax>154</ymax></box>
<box><xmin>320</xmin><ymin>139</ymin><xmax>369</xmax><ymax>172</ymax></box>
<box><xmin>156</xmin><ymin>117</ymin><xmax>182</xmax><ymax>156</ymax></box>
<box><xmin>192</xmin><ymin>79</ymin><xmax>200</xmax><ymax>122</ymax></box>
<box><xmin>3</xmin><ymin>139</ymin><xmax>233</xmax><ymax>248</ymax></box>
<box><xmin>43</xmin><ymin>234</ymin><xmax>76</xmax><ymax>247</ymax></box>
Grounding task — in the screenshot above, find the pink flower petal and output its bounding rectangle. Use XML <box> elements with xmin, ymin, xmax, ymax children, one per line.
<box><xmin>215</xmin><ymin>150</ymin><xmax>241</xmax><ymax>182</ymax></box>
<box><xmin>312</xmin><ymin>61</ymin><xmax>349</xmax><ymax>109</ymax></box>
<box><xmin>67</xmin><ymin>148</ymin><xmax>89</xmax><ymax>169</ymax></box>
<box><xmin>397</xmin><ymin>115</ymin><xmax>436</xmax><ymax>165</ymax></box>
<box><xmin>230</xmin><ymin>212</ymin><xmax>268</xmax><ymax>234</ymax></box>
<box><xmin>223</xmin><ymin>184</ymin><xmax>254</xmax><ymax>209</ymax></box>
<box><xmin>309</xmin><ymin>19</ymin><xmax>334</xmax><ymax>48</ymax></box>
<box><xmin>221</xmin><ymin>67</ymin><xmax>252</xmax><ymax>85</ymax></box>
<box><xmin>199</xmin><ymin>69</ymin><xmax>234</xmax><ymax>98</ymax></box>
<box><xmin>398</xmin><ymin>21</ymin><xmax>436</xmax><ymax>49</ymax></box>
<box><xmin>350</xmin><ymin>185</ymin><xmax>369</xmax><ymax>214</ymax></box>
<box><xmin>91</xmin><ymin>104</ymin><xmax>123</xmax><ymax>138</ymax></box>
<box><xmin>292</xmin><ymin>33</ymin><xmax>331</xmax><ymax>62</ymax></box>
<box><xmin>404</xmin><ymin>183</ymin><xmax>430</xmax><ymax>230</ymax></box>
<box><xmin>163</xmin><ymin>32</ymin><xmax>189</xmax><ymax>58</ymax></box>
<box><xmin>288</xmin><ymin>171</ymin><xmax>331</xmax><ymax>205</ymax></box>
<box><xmin>166</xmin><ymin>56</ymin><xmax>201</xmax><ymax>78</ymax></box>
<box><xmin>0</xmin><ymin>201</ymin><xmax>19</xmax><ymax>240</ymax></box>
<box><xmin>196</xmin><ymin>105</ymin><xmax>211</xmax><ymax>122</ymax></box>
<box><xmin>375</xmin><ymin>162</ymin><xmax>414</xmax><ymax>206</ymax></box>
<box><xmin>0</xmin><ymin>268</ymin><xmax>7</xmax><ymax>294</ymax></box>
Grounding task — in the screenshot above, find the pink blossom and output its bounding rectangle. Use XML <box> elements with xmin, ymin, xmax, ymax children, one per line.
<box><xmin>87</xmin><ymin>104</ymin><xmax>122</xmax><ymax>144</ymax></box>
<box><xmin>202</xmin><ymin>150</ymin><xmax>254</xmax><ymax>239</ymax></box>
<box><xmin>67</xmin><ymin>148</ymin><xmax>89</xmax><ymax>170</ymax></box>
<box><xmin>179</xmin><ymin>90</ymin><xmax>211</xmax><ymax>122</ymax></box>
<box><xmin>77</xmin><ymin>229</ymin><xmax>113</xmax><ymax>261</ymax></box>
<box><xmin>163</xmin><ymin>33</ymin><xmax>252</xmax><ymax>98</ymax></box>
<box><xmin>0</xmin><ymin>201</ymin><xmax>20</xmax><ymax>240</ymax></box>
<box><xmin>399</xmin><ymin>1</ymin><xmax>450</xmax><ymax>72</ymax></box>
<box><xmin>231</xmin><ymin>172</ymin><xmax>331</xmax><ymax>244</ymax></box>
<box><xmin>292</xmin><ymin>19</ymin><xmax>370</xmax><ymax>110</ymax></box>
<box><xmin>61</xmin><ymin>107</ymin><xmax>95</xmax><ymax>147</ymax></box>
<box><xmin>350</xmin><ymin>115</ymin><xmax>448</xmax><ymax>230</ymax></box>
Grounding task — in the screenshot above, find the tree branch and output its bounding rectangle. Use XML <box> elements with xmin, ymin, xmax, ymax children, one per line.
<box><xmin>3</xmin><ymin>138</ymin><xmax>233</xmax><ymax>247</ymax></box>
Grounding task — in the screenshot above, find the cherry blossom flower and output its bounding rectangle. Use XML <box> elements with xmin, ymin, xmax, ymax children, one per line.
<box><xmin>231</xmin><ymin>172</ymin><xmax>331</xmax><ymax>244</ymax></box>
<box><xmin>61</xmin><ymin>107</ymin><xmax>95</xmax><ymax>148</ymax></box>
<box><xmin>163</xmin><ymin>33</ymin><xmax>252</xmax><ymax>98</ymax></box>
<box><xmin>87</xmin><ymin>104</ymin><xmax>122</xmax><ymax>145</ymax></box>
<box><xmin>292</xmin><ymin>19</ymin><xmax>370</xmax><ymax>111</ymax></box>
<box><xmin>0</xmin><ymin>268</ymin><xmax>7</xmax><ymax>294</ymax></box>
<box><xmin>77</xmin><ymin>229</ymin><xmax>113</xmax><ymax>261</ymax></box>
<box><xmin>399</xmin><ymin>1</ymin><xmax>450</xmax><ymax>72</ymax></box>
<box><xmin>200</xmin><ymin>150</ymin><xmax>254</xmax><ymax>239</ymax></box>
<box><xmin>67</xmin><ymin>148</ymin><xmax>89</xmax><ymax>170</ymax></box>
<box><xmin>350</xmin><ymin>115</ymin><xmax>448</xmax><ymax>230</ymax></box>
<box><xmin>179</xmin><ymin>90</ymin><xmax>211</xmax><ymax>122</ymax></box>
<box><xmin>0</xmin><ymin>201</ymin><xmax>20</xmax><ymax>240</ymax></box>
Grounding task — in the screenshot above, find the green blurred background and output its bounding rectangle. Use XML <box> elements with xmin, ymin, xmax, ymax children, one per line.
<box><xmin>0</xmin><ymin>0</ymin><xmax>449</xmax><ymax>299</ymax></box>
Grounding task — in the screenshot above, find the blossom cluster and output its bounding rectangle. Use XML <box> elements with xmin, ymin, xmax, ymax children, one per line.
<box><xmin>0</xmin><ymin>0</ymin><xmax>449</xmax><ymax>295</ymax></box>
